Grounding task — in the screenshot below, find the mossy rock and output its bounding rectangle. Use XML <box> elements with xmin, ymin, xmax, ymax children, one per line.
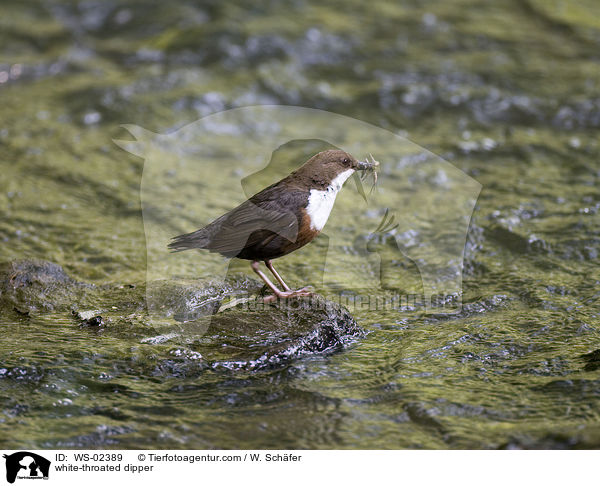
<box><xmin>0</xmin><ymin>259</ymin><xmax>91</xmax><ymax>314</ymax></box>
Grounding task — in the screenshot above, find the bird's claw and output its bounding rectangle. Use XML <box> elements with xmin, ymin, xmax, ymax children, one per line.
<box><xmin>262</xmin><ymin>287</ymin><xmax>314</xmax><ymax>303</ymax></box>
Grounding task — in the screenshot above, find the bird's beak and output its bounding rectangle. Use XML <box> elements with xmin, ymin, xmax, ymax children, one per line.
<box><xmin>357</xmin><ymin>153</ymin><xmax>380</xmax><ymax>171</ymax></box>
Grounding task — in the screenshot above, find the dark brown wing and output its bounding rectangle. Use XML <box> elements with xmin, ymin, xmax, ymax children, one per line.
<box><xmin>168</xmin><ymin>183</ymin><xmax>308</xmax><ymax>258</ymax></box>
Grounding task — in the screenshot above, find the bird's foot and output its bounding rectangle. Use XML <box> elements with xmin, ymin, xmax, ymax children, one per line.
<box><xmin>262</xmin><ymin>287</ymin><xmax>314</xmax><ymax>303</ymax></box>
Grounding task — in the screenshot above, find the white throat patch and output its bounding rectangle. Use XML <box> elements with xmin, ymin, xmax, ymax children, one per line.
<box><xmin>305</xmin><ymin>169</ymin><xmax>354</xmax><ymax>231</ymax></box>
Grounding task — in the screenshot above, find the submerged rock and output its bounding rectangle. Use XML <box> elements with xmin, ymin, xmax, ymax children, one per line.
<box><xmin>73</xmin><ymin>309</ymin><xmax>103</xmax><ymax>321</ymax></box>
<box><xmin>192</xmin><ymin>295</ymin><xmax>364</xmax><ymax>370</ymax></box>
<box><xmin>73</xmin><ymin>310</ymin><xmax>104</xmax><ymax>327</ymax></box>
<box><xmin>138</xmin><ymin>282</ymin><xmax>364</xmax><ymax>372</ymax></box>
<box><xmin>0</xmin><ymin>259</ymin><xmax>363</xmax><ymax>370</ymax></box>
<box><xmin>146</xmin><ymin>276</ymin><xmax>262</xmax><ymax>322</ymax></box>
<box><xmin>0</xmin><ymin>259</ymin><xmax>91</xmax><ymax>313</ymax></box>
<box><xmin>138</xmin><ymin>294</ymin><xmax>364</xmax><ymax>373</ymax></box>
<box><xmin>581</xmin><ymin>349</ymin><xmax>600</xmax><ymax>372</ymax></box>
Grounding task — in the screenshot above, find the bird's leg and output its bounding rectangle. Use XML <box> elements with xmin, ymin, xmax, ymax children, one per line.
<box><xmin>264</xmin><ymin>260</ymin><xmax>291</xmax><ymax>291</ymax></box>
<box><xmin>250</xmin><ymin>261</ymin><xmax>312</xmax><ymax>302</ymax></box>
<box><xmin>251</xmin><ymin>261</ymin><xmax>283</xmax><ymax>295</ymax></box>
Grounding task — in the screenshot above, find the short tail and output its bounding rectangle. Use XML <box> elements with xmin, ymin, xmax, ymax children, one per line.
<box><xmin>168</xmin><ymin>229</ymin><xmax>211</xmax><ymax>252</ymax></box>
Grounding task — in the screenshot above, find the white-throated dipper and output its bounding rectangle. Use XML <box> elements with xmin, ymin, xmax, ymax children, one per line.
<box><xmin>168</xmin><ymin>149</ymin><xmax>378</xmax><ymax>301</ymax></box>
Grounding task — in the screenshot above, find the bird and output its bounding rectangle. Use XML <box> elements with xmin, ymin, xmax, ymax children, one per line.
<box><xmin>168</xmin><ymin>149</ymin><xmax>378</xmax><ymax>302</ymax></box>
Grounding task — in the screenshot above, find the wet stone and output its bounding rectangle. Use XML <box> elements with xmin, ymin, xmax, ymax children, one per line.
<box><xmin>79</xmin><ymin>314</ymin><xmax>104</xmax><ymax>327</ymax></box>
<box><xmin>73</xmin><ymin>309</ymin><xmax>103</xmax><ymax>321</ymax></box>
<box><xmin>141</xmin><ymin>294</ymin><xmax>364</xmax><ymax>374</ymax></box>
<box><xmin>145</xmin><ymin>276</ymin><xmax>263</xmax><ymax>321</ymax></box>
<box><xmin>195</xmin><ymin>295</ymin><xmax>364</xmax><ymax>370</ymax></box>
<box><xmin>0</xmin><ymin>259</ymin><xmax>363</xmax><ymax>372</ymax></box>
<box><xmin>581</xmin><ymin>349</ymin><xmax>600</xmax><ymax>372</ymax></box>
<box><xmin>0</xmin><ymin>259</ymin><xmax>91</xmax><ymax>313</ymax></box>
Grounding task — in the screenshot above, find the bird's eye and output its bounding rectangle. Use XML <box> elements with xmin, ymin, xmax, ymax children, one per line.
<box><xmin>342</xmin><ymin>158</ymin><xmax>350</xmax><ymax>166</ymax></box>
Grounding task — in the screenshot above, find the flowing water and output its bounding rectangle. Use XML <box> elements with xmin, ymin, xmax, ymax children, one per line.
<box><xmin>1</xmin><ymin>0</ymin><xmax>599</xmax><ymax>449</ymax></box>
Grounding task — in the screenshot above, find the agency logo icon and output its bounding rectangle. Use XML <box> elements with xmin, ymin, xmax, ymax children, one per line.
<box><xmin>3</xmin><ymin>452</ymin><xmax>50</xmax><ymax>483</ymax></box>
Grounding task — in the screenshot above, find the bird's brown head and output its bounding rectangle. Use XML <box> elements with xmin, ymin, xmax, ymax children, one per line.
<box><xmin>291</xmin><ymin>149</ymin><xmax>377</xmax><ymax>190</ymax></box>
